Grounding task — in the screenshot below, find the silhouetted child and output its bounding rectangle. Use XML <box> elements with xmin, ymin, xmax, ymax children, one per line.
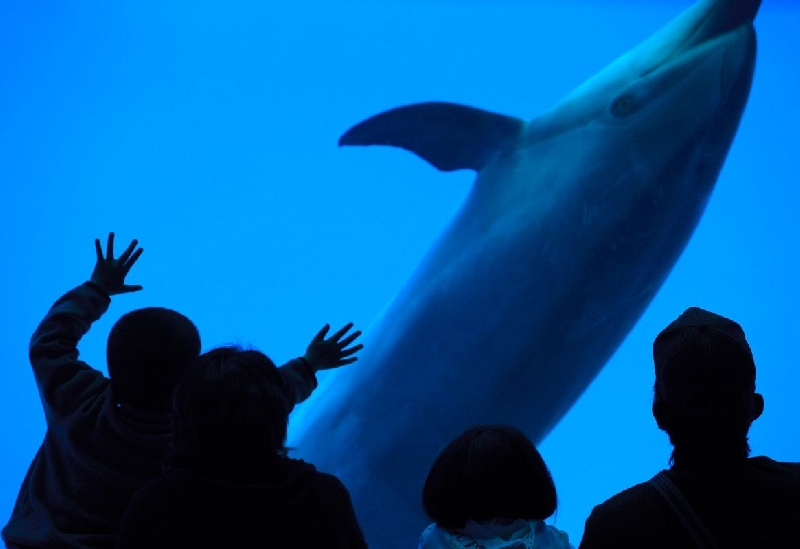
<box><xmin>419</xmin><ymin>425</ymin><xmax>574</xmax><ymax>549</ymax></box>
<box><xmin>116</xmin><ymin>345</ymin><xmax>368</xmax><ymax>548</ymax></box>
<box><xmin>3</xmin><ymin>233</ymin><xmax>363</xmax><ymax>549</ymax></box>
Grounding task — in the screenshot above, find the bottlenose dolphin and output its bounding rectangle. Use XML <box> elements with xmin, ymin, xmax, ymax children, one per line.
<box><xmin>288</xmin><ymin>0</ymin><xmax>760</xmax><ymax>546</ymax></box>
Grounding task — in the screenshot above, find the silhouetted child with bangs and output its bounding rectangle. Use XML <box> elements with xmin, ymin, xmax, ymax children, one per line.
<box><xmin>3</xmin><ymin>233</ymin><xmax>363</xmax><ymax>549</ymax></box>
<box><xmin>419</xmin><ymin>425</ymin><xmax>574</xmax><ymax>549</ymax></box>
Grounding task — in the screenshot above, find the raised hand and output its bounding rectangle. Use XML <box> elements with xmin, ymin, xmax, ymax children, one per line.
<box><xmin>90</xmin><ymin>232</ymin><xmax>144</xmax><ymax>296</ymax></box>
<box><xmin>303</xmin><ymin>322</ymin><xmax>364</xmax><ymax>372</ymax></box>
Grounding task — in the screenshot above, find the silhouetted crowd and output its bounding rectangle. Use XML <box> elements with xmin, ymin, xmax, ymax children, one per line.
<box><xmin>4</xmin><ymin>233</ymin><xmax>800</xmax><ymax>548</ymax></box>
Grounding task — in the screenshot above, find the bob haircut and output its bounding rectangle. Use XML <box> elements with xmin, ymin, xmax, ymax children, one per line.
<box><xmin>422</xmin><ymin>425</ymin><xmax>557</xmax><ymax>529</ymax></box>
<box><xmin>168</xmin><ymin>345</ymin><xmax>292</xmax><ymax>477</ymax></box>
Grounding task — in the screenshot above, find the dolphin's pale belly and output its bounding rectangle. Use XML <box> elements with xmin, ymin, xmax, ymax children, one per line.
<box><xmin>288</xmin><ymin>176</ymin><xmax>692</xmax><ymax>543</ymax></box>
<box><xmin>287</xmin><ymin>0</ymin><xmax>759</xmax><ymax>546</ymax></box>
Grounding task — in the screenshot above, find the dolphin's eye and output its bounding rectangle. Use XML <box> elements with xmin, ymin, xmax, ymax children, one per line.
<box><xmin>610</xmin><ymin>93</ymin><xmax>640</xmax><ymax>117</ymax></box>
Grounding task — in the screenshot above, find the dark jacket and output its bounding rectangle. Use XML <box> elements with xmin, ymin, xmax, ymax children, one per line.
<box><xmin>2</xmin><ymin>283</ymin><xmax>317</xmax><ymax>549</ymax></box>
<box><xmin>116</xmin><ymin>456</ymin><xmax>368</xmax><ymax>548</ymax></box>
<box><xmin>579</xmin><ymin>457</ymin><xmax>800</xmax><ymax>548</ymax></box>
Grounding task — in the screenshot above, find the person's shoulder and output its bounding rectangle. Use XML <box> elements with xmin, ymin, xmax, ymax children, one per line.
<box><xmin>581</xmin><ymin>474</ymin><xmax>680</xmax><ymax>549</ymax></box>
<box><xmin>583</xmin><ymin>475</ymin><xmax>671</xmax><ymax>535</ymax></box>
<box><xmin>589</xmin><ymin>477</ymin><xmax>661</xmax><ymax>516</ymax></box>
<box><xmin>750</xmin><ymin>455</ymin><xmax>800</xmax><ymax>468</ymax></box>
<box><xmin>275</xmin><ymin>455</ymin><xmax>318</xmax><ymax>477</ymax></box>
<box><xmin>743</xmin><ymin>455</ymin><xmax>800</xmax><ymax>493</ymax></box>
<box><xmin>278</xmin><ymin>456</ymin><xmax>350</xmax><ymax>495</ymax></box>
<box><xmin>310</xmin><ymin>466</ymin><xmax>353</xmax><ymax>497</ymax></box>
<box><xmin>748</xmin><ymin>456</ymin><xmax>800</xmax><ymax>478</ymax></box>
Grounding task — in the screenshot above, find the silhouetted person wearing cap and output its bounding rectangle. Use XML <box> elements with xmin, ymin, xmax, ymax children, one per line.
<box><xmin>580</xmin><ymin>307</ymin><xmax>800</xmax><ymax>548</ymax></box>
<box><xmin>3</xmin><ymin>233</ymin><xmax>363</xmax><ymax>549</ymax></box>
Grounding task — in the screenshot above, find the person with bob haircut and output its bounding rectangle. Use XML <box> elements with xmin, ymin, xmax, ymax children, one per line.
<box><xmin>116</xmin><ymin>345</ymin><xmax>368</xmax><ymax>549</ymax></box>
<box><xmin>419</xmin><ymin>425</ymin><xmax>574</xmax><ymax>549</ymax></box>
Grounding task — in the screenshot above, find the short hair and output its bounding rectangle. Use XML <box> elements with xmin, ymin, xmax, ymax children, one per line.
<box><xmin>422</xmin><ymin>425</ymin><xmax>557</xmax><ymax>529</ymax></box>
<box><xmin>168</xmin><ymin>346</ymin><xmax>292</xmax><ymax>476</ymax></box>
<box><xmin>106</xmin><ymin>307</ymin><xmax>201</xmax><ymax>410</ymax></box>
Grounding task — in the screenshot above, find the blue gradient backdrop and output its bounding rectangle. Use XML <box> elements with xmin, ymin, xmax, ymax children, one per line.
<box><xmin>2</xmin><ymin>0</ymin><xmax>798</xmax><ymax>542</ymax></box>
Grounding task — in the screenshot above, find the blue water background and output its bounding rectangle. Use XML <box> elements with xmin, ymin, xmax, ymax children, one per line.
<box><xmin>2</xmin><ymin>0</ymin><xmax>798</xmax><ymax>542</ymax></box>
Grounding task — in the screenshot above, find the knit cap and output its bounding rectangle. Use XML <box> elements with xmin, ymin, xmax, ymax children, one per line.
<box><xmin>653</xmin><ymin>307</ymin><xmax>755</xmax><ymax>404</ymax></box>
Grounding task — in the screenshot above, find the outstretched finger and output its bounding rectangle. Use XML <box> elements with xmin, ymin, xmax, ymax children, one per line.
<box><xmin>338</xmin><ymin>330</ymin><xmax>362</xmax><ymax>348</ymax></box>
<box><xmin>121</xmin><ymin>247</ymin><xmax>144</xmax><ymax>275</ymax></box>
<box><xmin>118</xmin><ymin>239</ymin><xmax>140</xmax><ymax>264</ymax></box>
<box><xmin>312</xmin><ymin>324</ymin><xmax>330</xmax><ymax>343</ymax></box>
<box><xmin>330</xmin><ymin>322</ymin><xmax>355</xmax><ymax>341</ymax></box>
<box><xmin>340</xmin><ymin>343</ymin><xmax>364</xmax><ymax>357</ymax></box>
<box><xmin>95</xmin><ymin>238</ymin><xmax>104</xmax><ymax>261</ymax></box>
<box><xmin>338</xmin><ymin>356</ymin><xmax>359</xmax><ymax>366</ymax></box>
<box><xmin>119</xmin><ymin>284</ymin><xmax>144</xmax><ymax>294</ymax></box>
<box><xmin>106</xmin><ymin>232</ymin><xmax>115</xmax><ymax>259</ymax></box>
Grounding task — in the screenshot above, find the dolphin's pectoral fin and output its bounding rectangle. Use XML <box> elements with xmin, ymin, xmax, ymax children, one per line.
<box><xmin>339</xmin><ymin>101</ymin><xmax>524</xmax><ymax>172</ymax></box>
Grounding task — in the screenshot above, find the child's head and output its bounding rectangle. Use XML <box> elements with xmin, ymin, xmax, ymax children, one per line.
<box><xmin>106</xmin><ymin>307</ymin><xmax>201</xmax><ymax>411</ymax></box>
<box><xmin>168</xmin><ymin>346</ymin><xmax>292</xmax><ymax>476</ymax></box>
<box><xmin>422</xmin><ymin>425</ymin><xmax>557</xmax><ymax>529</ymax></box>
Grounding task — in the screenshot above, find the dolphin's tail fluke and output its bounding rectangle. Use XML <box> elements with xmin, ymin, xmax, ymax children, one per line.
<box><xmin>339</xmin><ymin>101</ymin><xmax>524</xmax><ymax>173</ymax></box>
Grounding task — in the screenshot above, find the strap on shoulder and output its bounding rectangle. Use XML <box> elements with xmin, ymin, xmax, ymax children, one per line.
<box><xmin>648</xmin><ymin>470</ymin><xmax>720</xmax><ymax>549</ymax></box>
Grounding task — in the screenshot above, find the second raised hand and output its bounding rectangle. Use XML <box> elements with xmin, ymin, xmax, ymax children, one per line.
<box><xmin>304</xmin><ymin>322</ymin><xmax>364</xmax><ymax>372</ymax></box>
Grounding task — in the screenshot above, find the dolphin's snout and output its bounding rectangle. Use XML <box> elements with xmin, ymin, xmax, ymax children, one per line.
<box><xmin>723</xmin><ymin>0</ymin><xmax>761</xmax><ymax>29</ymax></box>
<box><xmin>683</xmin><ymin>0</ymin><xmax>760</xmax><ymax>56</ymax></box>
<box><xmin>703</xmin><ymin>0</ymin><xmax>761</xmax><ymax>40</ymax></box>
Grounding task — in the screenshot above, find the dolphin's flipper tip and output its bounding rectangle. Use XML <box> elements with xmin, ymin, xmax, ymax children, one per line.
<box><xmin>339</xmin><ymin>101</ymin><xmax>524</xmax><ymax>172</ymax></box>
